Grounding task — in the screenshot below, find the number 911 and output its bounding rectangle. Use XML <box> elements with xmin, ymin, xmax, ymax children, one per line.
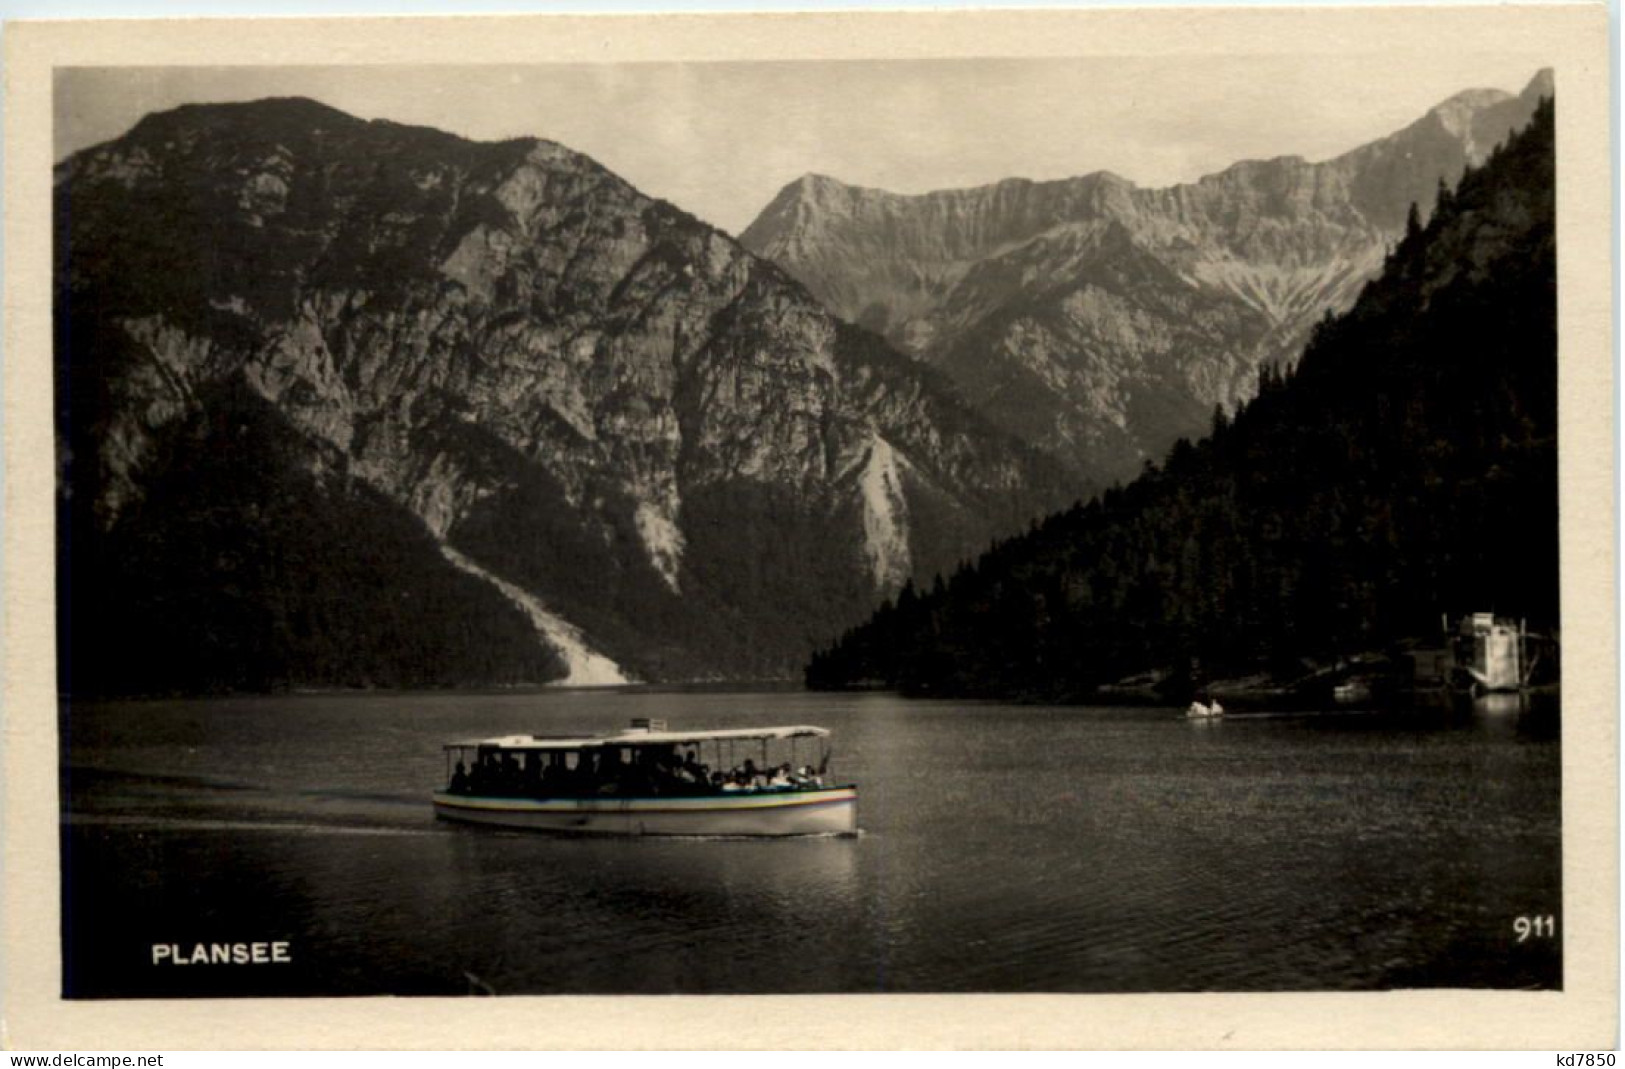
<box><xmin>1514</xmin><ymin>915</ymin><xmax>1556</xmax><ymax>942</ymax></box>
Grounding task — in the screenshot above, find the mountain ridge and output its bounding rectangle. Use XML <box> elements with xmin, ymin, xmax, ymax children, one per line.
<box><xmin>806</xmin><ymin>96</ymin><xmax>1558</xmax><ymax>699</ymax></box>
<box><xmin>56</xmin><ymin>96</ymin><xmax>1072</xmax><ymax>695</ymax></box>
<box><xmin>741</xmin><ymin>69</ymin><xmax>1554</xmax><ymax>484</ymax></box>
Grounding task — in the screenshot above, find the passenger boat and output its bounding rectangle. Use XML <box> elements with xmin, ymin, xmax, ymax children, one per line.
<box><xmin>1186</xmin><ymin>699</ymin><xmax>1224</xmax><ymax>719</ymax></box>
<box><xmin>431</xmin><ymin>720</ymin><xmax>858</xmax><ymax>837</ymax></box>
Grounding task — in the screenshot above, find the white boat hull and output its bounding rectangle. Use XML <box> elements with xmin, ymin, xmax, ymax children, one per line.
<box><xmin>432</xmin><ymin>786</ymin><xmax>859</xmax><ymax>837</ymax></box>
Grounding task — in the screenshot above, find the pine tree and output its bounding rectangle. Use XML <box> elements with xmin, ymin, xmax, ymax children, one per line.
<box><xmin>1435</xmin><ymin>175</ymin><xmax>1454</xmax><ymax>216</ymax></box>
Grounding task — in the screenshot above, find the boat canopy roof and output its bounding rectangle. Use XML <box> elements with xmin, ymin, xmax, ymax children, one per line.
<box><xmin>445</xmin><ymin>725</ymin><xmax>832</xmax><ymax>752</ymax></box>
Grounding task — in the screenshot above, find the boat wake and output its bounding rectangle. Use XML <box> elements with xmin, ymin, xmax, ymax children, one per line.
<box><xmin>62</xmin><ymin>812</ymin><xmax>448</xmax><ymax>837</ymax></box>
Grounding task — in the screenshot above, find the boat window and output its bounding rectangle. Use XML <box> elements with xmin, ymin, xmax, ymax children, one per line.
<box><xmin>443</xmin><ymin>732</ymin><xmax>835</xmax><ymax>798</ymax></box>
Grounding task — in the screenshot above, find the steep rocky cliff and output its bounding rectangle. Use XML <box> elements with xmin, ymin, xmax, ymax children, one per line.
<box><xmin>742</xmin><ymin>70</ymin><xmax>1553</xmax><ymax>483</ymax></box>
<box><xmin>56</xmin><ymin>98</ymin><xmax>1070</xmax><ymax>694</ymax></box>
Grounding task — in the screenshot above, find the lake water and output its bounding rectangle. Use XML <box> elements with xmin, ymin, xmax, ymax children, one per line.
<box><xmin>59</xmin><ymin>689</ymin><xmax>1561</xmax><ymax>997</ymax></box>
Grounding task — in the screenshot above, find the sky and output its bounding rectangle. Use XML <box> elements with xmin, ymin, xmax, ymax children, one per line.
<box><xmin>55</xmin><ymin>56</ymin><xmax>1549</xmax><ymax>235</ymax></box>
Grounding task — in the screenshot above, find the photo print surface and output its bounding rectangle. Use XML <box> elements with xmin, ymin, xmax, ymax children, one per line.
<box><xmin>50</xmin><ymin>49</ymin><xmax>1567</xmax><ymax>1002</ymax></box>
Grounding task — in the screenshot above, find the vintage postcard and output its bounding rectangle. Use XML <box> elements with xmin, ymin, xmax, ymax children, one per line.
<box><xmin>2</xmin><ymin>5</ymin><xmax>1615</xmax><ymax>1050</ymax></box>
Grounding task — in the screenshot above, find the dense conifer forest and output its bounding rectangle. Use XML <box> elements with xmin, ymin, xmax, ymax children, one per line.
<box><xmin>806</xmin><ymin>99</ymin><xmax>1557</xmax><ymax>700</ymax></box>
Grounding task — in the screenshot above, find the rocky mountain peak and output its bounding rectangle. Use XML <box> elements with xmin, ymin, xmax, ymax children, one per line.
<box><xmin>1522</xmin><ymin>67</ymin><xmax>1556</xmax><ymax>101</ymax></box>
<box><xmin>126</xmin><ymin>95</ymin><xmax>361</xmax><ymax>138</ymax></box>
<box><xmin>1428</xmin><ymin>88</ymin><xmax>1516</xmax><ymax>138</ymax></box>
<box><xmin>57</xmin><ymin>98</ymin><xmax>1071</xmax><ymax>692</ymax></box>
<box><xmin>740</xmin><ymin>72</ymin><xmax>1550</xmax><ymax>486</ymax></box>
<box><xmin>1432</xmin><ymin>87</ymin><xmax>1515</xmax><ymax>113</ymax></box>
<box><xmin>788</xmin><ymin>171</ymin><xmax>850</xmax><ymax>196</ymax></box>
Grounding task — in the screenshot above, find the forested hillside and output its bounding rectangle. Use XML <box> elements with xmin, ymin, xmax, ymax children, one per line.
<box><xmin>807</xmin><ymin>98</ymin><xmax>1556</xmax><ymax>700</ymax></box>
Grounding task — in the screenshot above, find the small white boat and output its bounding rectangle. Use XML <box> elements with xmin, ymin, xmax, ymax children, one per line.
<box><xmin>1186</xmin><ymin>700</ymin><xmax>1225</xmax><ymax>719</ymax></box>
<box><xmin>432</xmin><ymin>721</ymin><xmax>857</xmax><ymax>837</ymax></box>
<box><xmin>1332</xmin><ymin>679</ymin><xmax>1372</xmax><ymax>704</ymax></box>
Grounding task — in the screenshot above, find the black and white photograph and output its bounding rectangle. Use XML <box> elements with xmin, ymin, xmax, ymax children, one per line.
<box><xmin>3</xmin><ymin>4</ymin><xmax>1615</xmax><ymax>1050</ymax></box>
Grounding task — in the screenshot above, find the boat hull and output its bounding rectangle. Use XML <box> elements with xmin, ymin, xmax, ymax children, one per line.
<box><xmin>431</xmin><ymin>786</ymin><xmax>859</xmax><ymax>837</ymax></box>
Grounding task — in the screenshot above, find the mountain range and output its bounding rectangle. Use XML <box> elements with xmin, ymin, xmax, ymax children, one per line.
<box><xmin>807</xmin><ymin>96</ymin><xmax>1557</xmax><ymax>698</ymax></box>
<box><xmin>56</xmin><ymin>71</ymin><xmax>1552</xmax><ymax>695</ymax></box>
<box><xmin>55</xmin><ymin>98</ymin><xmax>1070</xmax><ymax>694</ymax></box>
<box><xmin>741</xmin><ymin>69</ymin><xmax>1553</xmax><ymax>484</ymax></box>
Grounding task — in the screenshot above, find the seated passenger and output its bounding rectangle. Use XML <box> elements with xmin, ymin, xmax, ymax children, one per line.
<box><xmin>449</xmin><ymin>761</ymin><xmax>470</xmax><ymax>794</ymax></box>
<box><xmin>597</xmin><ymin>749</ymin><xmax>623</xmax><ymax>792</ymax></box>
<box><xmin>768</xmin><ymin>763</ymin><xmax>792</xmax><ymax>788</ymax></box>
<box><xmin>570</xmin><ymin>752</ymin><xmax>595</xmax><ymax>791</ymax></box>
<box><xmin>627</xmin><ymin>762</ymin><xmax>658</xmax><ymax>796</ymax></box>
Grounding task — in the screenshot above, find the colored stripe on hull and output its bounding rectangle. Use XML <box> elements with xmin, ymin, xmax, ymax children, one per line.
<box><xmin>431</xmin><ymin>787</ymin><xmax>859</xmax><ymax>837</ymax></box>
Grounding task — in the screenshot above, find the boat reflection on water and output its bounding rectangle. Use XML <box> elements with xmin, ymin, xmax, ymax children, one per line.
<box><xmin>1473</xmin><ymin>692</ymin><xmax>1530</xmax><ymax>717</ymax></box>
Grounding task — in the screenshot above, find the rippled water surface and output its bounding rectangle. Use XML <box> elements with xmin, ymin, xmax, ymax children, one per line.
<box><xmin>61</xmin><ymin>689</ymin><xmax>1561</xmax><ymax>996</ymax></box>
